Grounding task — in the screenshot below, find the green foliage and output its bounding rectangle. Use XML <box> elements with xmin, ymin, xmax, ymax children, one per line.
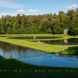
<box><xmin>0</xmin><ymin>9</ymin><xmax>78</xmax><ymax>34</ymax></box>
<box><xmin>64</xmin><ymin>46</ymin><xmax>78</xmax><ymax>55</ymax></box>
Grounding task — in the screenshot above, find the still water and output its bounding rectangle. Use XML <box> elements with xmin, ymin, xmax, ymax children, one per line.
<box><xmin>0</xmin><ymin>41</ymin><xmax>78</xmax><ymax>68</ymax></box>
<box><xmin>40</xmin><ymin>38</ymin><xmax>78</xmax><ymax>45</ymax></box>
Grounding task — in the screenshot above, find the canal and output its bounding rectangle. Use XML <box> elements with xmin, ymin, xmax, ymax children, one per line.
<box><xmin>0</xmin><ymin>39</ymin><xmax>78</xmax><ymax>68</ymax></box>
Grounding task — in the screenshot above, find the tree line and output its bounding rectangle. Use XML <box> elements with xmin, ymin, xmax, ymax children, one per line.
<box><xmin>0</xmin><ymin>9</ymin><xmax>78</xmax><ymax>35</ymax></box>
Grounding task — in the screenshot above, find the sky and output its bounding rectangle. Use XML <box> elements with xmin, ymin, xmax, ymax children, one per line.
<box><xmin>0</xmin><ymin>0</ymin><xmax>78</xmax><ymax>16</ymax></box>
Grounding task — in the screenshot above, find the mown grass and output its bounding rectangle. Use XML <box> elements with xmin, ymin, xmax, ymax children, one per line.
<box><xmin>0</xmin><ymin>36</ymin><xmax>69</xmax><ymax>54</ymax></box>
<box><xmin>1</xmin><ymin>34</ymin><xmax>78</xmax><ymax>40</ymax></box>
<box><xmin>0</xmin><ymin>34</ymin><xmax>78</xmax><ymax>54</ymax></box>
<box><xmin>0</xmin><ymin>34</ymin><xmax>64</xmax><ymax>40</ymax></box>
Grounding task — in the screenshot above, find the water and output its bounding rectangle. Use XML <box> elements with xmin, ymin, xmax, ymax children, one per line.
<box><xmin>0</xmin><ymin>41</ymin><xmax>78</xmax><ymax>68</ymax></box>
<box><xmin>40</xmin><ymin>38</ymin><xmax>78</xmax><ymax>45</ymax></box>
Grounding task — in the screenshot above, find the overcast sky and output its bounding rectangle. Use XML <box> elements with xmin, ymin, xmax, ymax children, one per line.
<box><xmin>0</xmin><ymin>0</ymin><xmax>78</xmax><ymax>16</ymax></box>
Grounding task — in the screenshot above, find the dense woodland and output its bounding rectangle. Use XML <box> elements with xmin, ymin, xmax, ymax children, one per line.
<box><xmin>0</xmin><ymin>9</ymin><xmax>78</xmax><ymax>35</ymax></box>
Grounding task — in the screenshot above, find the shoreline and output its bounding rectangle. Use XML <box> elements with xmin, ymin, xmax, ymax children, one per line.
<box><xmin>0</xmin><ymin>34</ymin><xmax>77</xmax><ymax>54</ymax></box>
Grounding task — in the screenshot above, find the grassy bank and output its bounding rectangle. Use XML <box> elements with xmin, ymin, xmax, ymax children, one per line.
<box><xmin>0</xmin><ymin>36</ymin><xmax>67</xmax><ymax>53</ymax></box>
<box><xmin>0</xmin><ymin>56</ymin><xmax>78</xmax><ymax>73</ymax></box>
<box><xmin>0</xmin><ymin>35</ymin><xmax>78</xmax><ymax>54</ymax></box>
<box><xmin>1</xmin><ymin>34</ymin><xmax>78</xmax><ymax>41</ymax></box>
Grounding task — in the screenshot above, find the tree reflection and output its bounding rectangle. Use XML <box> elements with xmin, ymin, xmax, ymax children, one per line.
<box><xmin>65</xmin><ymin>46</ymin><xmax>78</xmax><ymax>55</ymax></box>
<box><xmin>64</xmin><ymin>39</ymin><xmax>68</xmax><ymax>44</ymax></box>
<box><xmin>0</xmin><ymin>42</ymin><xmax>29</xmax><ymax>52</ymax></box>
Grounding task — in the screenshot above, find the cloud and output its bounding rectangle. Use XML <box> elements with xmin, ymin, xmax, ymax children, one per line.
<box><xmin>0</xmin><ymin>8</ymin><xmax>50</xmax><ymax>17</ymax></box>
<box><xmin>0</xmin><ymin>0</ymin><xmax>15</xmax><ymax>2</ymax></box>
<box><xmin>0</xmin><ymin>0</ymin><xmax>24</xmax><ymax>10</ymax></box>
<box><xmin>16</xmin><ymin>9</ymin><xmax>25</xmax><ymax>14</ymax></box>
<box><xmin>16</xmin><ymin>9</ymin><xmax>49</xmax><ymax>15</ymax></box>
<box><xmin>67</xmin><ymin>4</ymin><xmax>78</xmax><ymax>10</ymax></box>
<box><xmin>27</xmin><ymin>9</ymin><xmax>38</xmax><ymax>13</ymax></box>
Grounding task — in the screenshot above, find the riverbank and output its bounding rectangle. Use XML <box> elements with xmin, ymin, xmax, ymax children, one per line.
<box><xmin>0</xmin><ymin>36</ymin><xmax>67</xmax><ymax>53</ymax></box>
<box><xmin>0</xmin><ymin>34</ymin><xmax>78</xmax><ymax>54</ymax></box>
<box><xmin>1</xmin><ymin>34</ymin><xmax>78</xmax><ymax>40</ymax></box>
<box><xmin>0</xmin><ymin>56</ymin><xmax>78</xmax><ymax>73</ymax></box>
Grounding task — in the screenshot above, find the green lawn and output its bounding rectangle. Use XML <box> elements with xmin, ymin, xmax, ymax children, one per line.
<box><xmin>0</xmin><ymin>34</ymin><xmax>78</xmax><ymax>54</ymax></box>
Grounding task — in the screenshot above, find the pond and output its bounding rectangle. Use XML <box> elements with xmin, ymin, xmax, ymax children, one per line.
<box><xmin>40</xmin><ymin>38</ymin><xmax>78</xmax><ymax>45</ymax></box>
<box><xmin>0</xmin><ymin>41</ymin><xmax>78</xmax><ymax>68</ymax></box>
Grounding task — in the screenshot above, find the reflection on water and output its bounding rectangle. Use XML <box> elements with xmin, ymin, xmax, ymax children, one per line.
<box><xmin>40</xmin><ymin>38</ymin><xmax>78</xmax><ymax>45</ymax></box>
<box><xmin>64</xmin><ymin>39</ymin><xmax>68</xmax><ymax>44</ymax></box>
<box><xmin>0</xmin><ymin>41</ymin><xmax>78</xmax><ymax>68</ymax></box>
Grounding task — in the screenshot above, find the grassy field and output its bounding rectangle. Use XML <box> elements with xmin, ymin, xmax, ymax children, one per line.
<box><xmin>0</xmin><ymin>34</ymin><xmax>78</xmax><ymax>54</ymax></box>
<box><xmin>1</xmin><ymin>34</ymin><xmax>78</xmax><ymax>40</ymax></box>
<box><xmin>0</xmin><ymin>34</ymin><xmax>65</xmax><ymax>40</ymax></box>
